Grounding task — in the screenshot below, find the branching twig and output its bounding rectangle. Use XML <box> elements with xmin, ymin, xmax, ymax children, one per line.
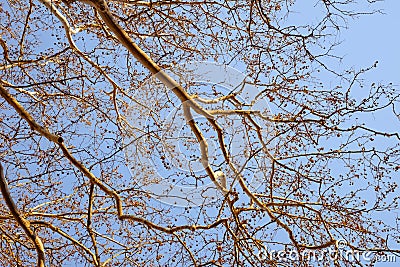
<box><xmin>0</xmin><ymin>164</ymin><xmax>46</xmax><ymax>267</ymax></box>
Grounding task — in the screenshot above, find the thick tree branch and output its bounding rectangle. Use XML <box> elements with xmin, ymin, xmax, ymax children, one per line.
<box><xmin>0</xmin><ymin>164</ymin><xmax>46</xmax><ymax>267</ymax></box>
<box><xmin>0</xmin><ymin>84</ymin><xmax>228</xmax><ymax>235</ymax></box>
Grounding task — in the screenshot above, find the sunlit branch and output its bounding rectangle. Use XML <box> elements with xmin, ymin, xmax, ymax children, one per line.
<box><xmin>0</xmin><ymin>164</ymin><xmax>46</xmax><ymax>267</ymax></box>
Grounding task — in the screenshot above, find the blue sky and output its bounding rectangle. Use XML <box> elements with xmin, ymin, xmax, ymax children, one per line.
<box><xmin>336</xmin><ymin>0</ymin><xmax>400</xmax><ymax>133</ymax></box>
<box><xmin>339</xmin><ymin>0</ymin><xmax>400</xmax><ymax>87</ymax></box>
<box><xmin>288</xmin><ymin>1</ymin><xmax>400</xmax><ymax>266</ymax></box>
<box><xmin>1</xmin><ymin>1</ymin><xmax>398</xmax><ymax>265</ymax></box>
<box><xmin>337</xmin><ymin>2</ymin><xmax>400</xmax><ymax>265</ymax></box>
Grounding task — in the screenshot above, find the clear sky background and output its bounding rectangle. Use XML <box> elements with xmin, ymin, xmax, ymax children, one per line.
<box><xmin>336</xmin><ymin>0</ymin><xmax>400</xmax><ymax>137</ymax></box>
<box><xmin>1</xmin><ymin>1</ymin><xmax>398</xmax><ymax>265</ymax></box>
<box><xmin>332</xmin><ymin>2</ymin><xmax>399</xmax><ymax>265</ymax></box>
<box><xmin>284</xmin><ymin>0</ymin><xmax>399</xmax><ymax>133</ymax></box>
<box><xmin>290</xmin><ymin>1</ymin><xmax>399</xmax><ymax>266</ymax></box>
<box><xmin>339</xmin><ymin>0</ymin><xmax>400</xmax><ymax>87</ymax></box>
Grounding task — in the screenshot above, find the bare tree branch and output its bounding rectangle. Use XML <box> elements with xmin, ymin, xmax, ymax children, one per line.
<box><xmin>0</xmin><ymin>163</ymin><xmax>46</xmax><ymax>267</ymax></box>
